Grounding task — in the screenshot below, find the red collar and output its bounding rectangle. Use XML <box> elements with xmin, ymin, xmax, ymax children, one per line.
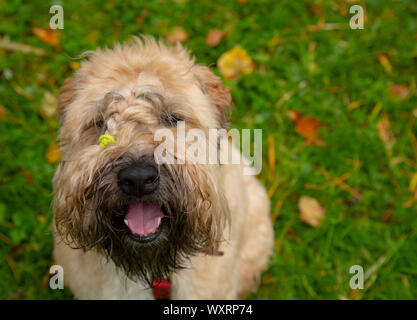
<box><xmin>152</xmin><ymin>280</ymin><xmax>171</xmax><ymax>300</ymax></box>
<box><xmin>151</xmin><ymin>250</ymin><xmax>223</xmax><ymax>300</ymax></box>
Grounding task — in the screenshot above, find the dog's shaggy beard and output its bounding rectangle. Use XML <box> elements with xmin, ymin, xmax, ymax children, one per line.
<box><xmin>54</xmin><ymin>156</ymin><xmax>229</xmax><ymax>286</ymax></box>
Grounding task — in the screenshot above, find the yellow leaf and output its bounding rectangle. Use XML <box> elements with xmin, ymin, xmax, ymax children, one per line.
<box><xmin>32</xmin><ymin>28</ymin><xmax>60</xmax><ymax>46</ymax></box>
<box><xmin>298</xmin><ymin>196</ymin><xmax>326</xmax><ymax>227</ymax></box>
<box><xmin>217</xmin><ymin>46</ymin><xmax>254</xmax><ymax>79</ymax></box>
<box><xmin>45</xmin><ymin>141</ymin><xmax>62</xmax><ymax>164</ymax></box>
<box><xmin>409</xmin><ymin>173</ymin><xmax>417</xmax><ymax>192</ymax></box>
<box><xmin>369</xmin><ymin>102</ymin><xmax>383</xmax><ymax>121</ymax></box>
<box><xmin>377</xmin><ymin>53</ymin><xmax>392</xmax><ymax>74</ymax></box>
<box><xmin>348</xmin><ymin>101</ymin><xmax>361</xmax><ymax>110</ymax></box>
<box><xmin>40</xmin><ymin>91</ymin><xmax>56</xmax><ymax>118</ymax></box>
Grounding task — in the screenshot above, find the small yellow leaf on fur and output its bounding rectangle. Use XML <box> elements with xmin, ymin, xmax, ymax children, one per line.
<box><xmin>217</xmin><ymin>46</ymin><xmax>254</xmax><ymax>79</ymax></box>
<box><xmin>45</xmin><ymin>141</ymin><xmax>62</xmax><ymax>164</ymax></box>
<box><xmin>298</xmin><ymin>196</ymin><xmax>325</xmax><ymax>227</ymax></box>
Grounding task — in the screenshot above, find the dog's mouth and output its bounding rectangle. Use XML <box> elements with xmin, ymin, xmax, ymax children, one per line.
<box><xmin>123</xmin><ymin>202</ymin><xmax>166</xmax><ymax>243</ymax></box>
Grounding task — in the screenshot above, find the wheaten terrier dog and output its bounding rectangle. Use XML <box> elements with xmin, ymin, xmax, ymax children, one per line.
<box><xmin>52</xmin><ymin>37</ymin><xmax>274</xmax><ymax>299</ymax></box>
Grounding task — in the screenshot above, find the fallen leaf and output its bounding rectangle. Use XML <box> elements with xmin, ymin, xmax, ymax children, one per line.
<box><xmin>69</xmin><ymin>61</ymin><xmax>80</xmax><ymax>70</ymax></box>
<box><xmin>165</xmin><ymin>27</ymin><xmax>189</xmax><ymax>43</ymax></box>
<box><xmin>20</xmin><ymin>168</ymin><xmax>34</xmax><ymax>185</ymax></box>
<box><xmin>32</xmin><ymin>27</ymin><xmax>60</xmax><ymax>46</ymax></box>
<box><xmin>0</xmin><ymin>105</ymin><xmax>7</xmax><ymax>121</ymax></box>
<box><xmin>348</xmin><ymin>101</ymin><xmax>361</xmax><ymax>111</ymax></box>
<box><xmin>40</xmin><ymin>91</ymin><xmax>56</xmax><ymax>118</ymax></box>
<box><xmin>377</xmin><ymin>112</ymin><xmax>395</xmax><ymax>150</ymax></box>
<box><xmin>206</xmin><ymin>29</ymin><xmax>226</xmax><ymax>47</ymax></box>
<box><xmin>377</xmin><ymin>53</ymin><xmax>392</xmax><ymax>74</ymax></box>
<box><xmin>217</xmin><ymin>46</ymin><xmax>254</xmax><ymax>79</ymax></box>
<box><xmin>287</xmin><ymin>110</ymin><xmax>325</xmax><ymax>146</ymax></box>
<box><xmin>409</xmin><ymin>173</ymin><xmax>417</xmax><ymax>192</ymax></box>
<box><xmin>45</xmin><ymin>141</ymin><xmax>62</xmax><ymax>164</ymax></box>
<box><xmin>309</xmin><ymin>5</ymin><xmax>322</xmax><ymax>16</ymax></box>
<box><xmin>389</xmin><ymin>83</ymin><xmax>409</xmax><ymax>100</ymax></box>
<box><xmin>298</xmin><ymin>196</ymin><xmax>326</xmax><ymax>227</ymax></box>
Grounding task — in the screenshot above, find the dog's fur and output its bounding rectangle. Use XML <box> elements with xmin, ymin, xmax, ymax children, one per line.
<box><xmin>53</xmin><ymin>37</ymin><xmax>274</xmax><ymax>299</ymax></box>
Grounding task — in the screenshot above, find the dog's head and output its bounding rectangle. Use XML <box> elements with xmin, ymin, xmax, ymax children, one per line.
<box><xmin>53</xmin><ymin>37</ymin><xmax>231</xmax><ymax>284</ymax></box>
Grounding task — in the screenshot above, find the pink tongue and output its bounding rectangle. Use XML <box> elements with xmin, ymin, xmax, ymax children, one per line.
<box><xmin>125</xmin><ymin>202</ymin><xmax>164</xmax><ymax>236</ymax></box>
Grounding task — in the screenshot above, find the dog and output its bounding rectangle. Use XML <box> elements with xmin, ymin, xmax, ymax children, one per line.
<box><xmin>52</xmin><ymin>37</ymin><xmax>274</xmax><ymax>299</ymax></box>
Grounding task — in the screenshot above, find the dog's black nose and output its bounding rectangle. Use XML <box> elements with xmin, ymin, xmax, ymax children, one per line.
<box><xmin>118</xmin><ymin>163</ymin><xmax>159</xmax><ymax>196</ymax></box>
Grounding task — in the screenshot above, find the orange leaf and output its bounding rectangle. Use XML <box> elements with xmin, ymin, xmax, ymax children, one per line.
<box><xmin>165</xmin><ymin>27</ymin><xmax>189</xmax><ymax>43</ymax></box>
<box><xmin>206</xmin><ymin>29</ymin><xmax>226</xmax><ymax>47</ymax></box>
<box><xmin>32</xmin><ymin>28</ymin><xmax>60</xmax><ymax>46</ymax></box>
<box><xmin>287</xmin><ymin>110</ymin><xmax>325</xmax><ymax>146</ymax></box>
<box><xmin>298</xmin><ymin>196</ymin><xmax>326</xmax><ymax>227</ymax></box>
<box><xmin>389</xmin><ymin>83</ymin><xmax>409</xmax><ymax>100</ymax></box>
<box><xmin>45</xmin><ymin>141</ymin><xmax>62</xmax><ymax>164</ymax></box>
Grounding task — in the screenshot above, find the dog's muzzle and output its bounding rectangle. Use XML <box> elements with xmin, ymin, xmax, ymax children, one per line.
<box><xmin>117</xmin><ymin>162</ymin><xmax>159</xmax><ymax>196</ymax></box>
<box><xmin>117</xmin><ymin>162</ymin><xmax>165</xmax><ymax>243</ymax></box>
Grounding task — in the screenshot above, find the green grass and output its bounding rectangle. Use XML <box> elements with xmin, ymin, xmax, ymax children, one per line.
<box><xmin>1</xmin><ymin>0</ymin><xmax>417</xmax><ymax>299</ymax></box>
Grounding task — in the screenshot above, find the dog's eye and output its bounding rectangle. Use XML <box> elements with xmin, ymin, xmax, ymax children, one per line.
<box><xmin>95</xmin><ymin>120</ymin><xmax>105</xmax><ymax>129</ymax></box>
<box><xmin>161</xmin><ymin>114</ymin><xmax>184</xmax><ymax>126</ymax></box>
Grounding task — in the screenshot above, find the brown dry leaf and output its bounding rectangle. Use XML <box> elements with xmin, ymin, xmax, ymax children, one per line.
<box><xmin>298</xmin><ymin>196</ymin><xmax>326</xmax><ymax>227</ymax></box>
<box><xmin>45</xmin><ymin>141</ymin><xmax>62</xmax><ymax>164</ymax></box>
<box><xmin>287</xmin><ymin>110</ymin><xmax>325</xmax><ymax>145</ymax></box>
<box><xmin>309</xmin><ymin>5</ymin><xmax>322</xmax><ymax>16</ymax></box>
<box><xmin>206</xmin><ymin>29</ymin><xmax>226</xmax><ymax>47</ymax></box>
<box><xmin>377</xmin><ymin>53</ymin><xmax>392</xmax><ymax>74</ymax></box>
<box><xmin>0</xmin><ymin>105</ymin><xmax>7</xmax><ymax>121</ymax></box>
<box><xmin>32</xmin><ymin>28</ymin><xmax>60</xmax><ymax>46</ymax></box>
<box><xmin>389</xmin><ymin>83</ymin><xmax>409</xmax><ymax>100</ymax></box>
<box><xmin>217</xmin><ymin>46</ymin><xmax>254</xmax><ymax>79</ymax></box>
<box><xmin>165</xmin><ymin>27</ymin><xmax>189</xmax><ymax>43</ymax></box>
<box><xmin>20</xmin><ymin>168</ymin><xmax>34</xmax><ymax>185</ymax></box>
<box><xmin>377</xmin><ymin>112</ymin><xmax>395</xmax><ymax>150</ymax></box>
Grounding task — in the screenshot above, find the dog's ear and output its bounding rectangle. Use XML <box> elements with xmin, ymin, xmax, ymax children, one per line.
<box><xmin>57</xmin><ymin>77</ymin><xmax>75</xmax><ymax>123</ymax></box>
<box><xmin>194</xmin><ymin>66</ymin><xmax>231</xmax><ymax>129</ymax></box>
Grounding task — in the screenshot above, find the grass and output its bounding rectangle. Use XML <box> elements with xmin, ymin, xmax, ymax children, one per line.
<box><xmin>1</xmin><ymin>0</ymin><xmax>417</xmax><ymax>299</ymax></box>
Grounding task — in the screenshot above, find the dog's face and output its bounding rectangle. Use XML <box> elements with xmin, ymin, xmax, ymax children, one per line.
<box><xmin>53</xmin><ymin>38</ymin><xmax>231</xmax><ymax>284</ymax></box>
